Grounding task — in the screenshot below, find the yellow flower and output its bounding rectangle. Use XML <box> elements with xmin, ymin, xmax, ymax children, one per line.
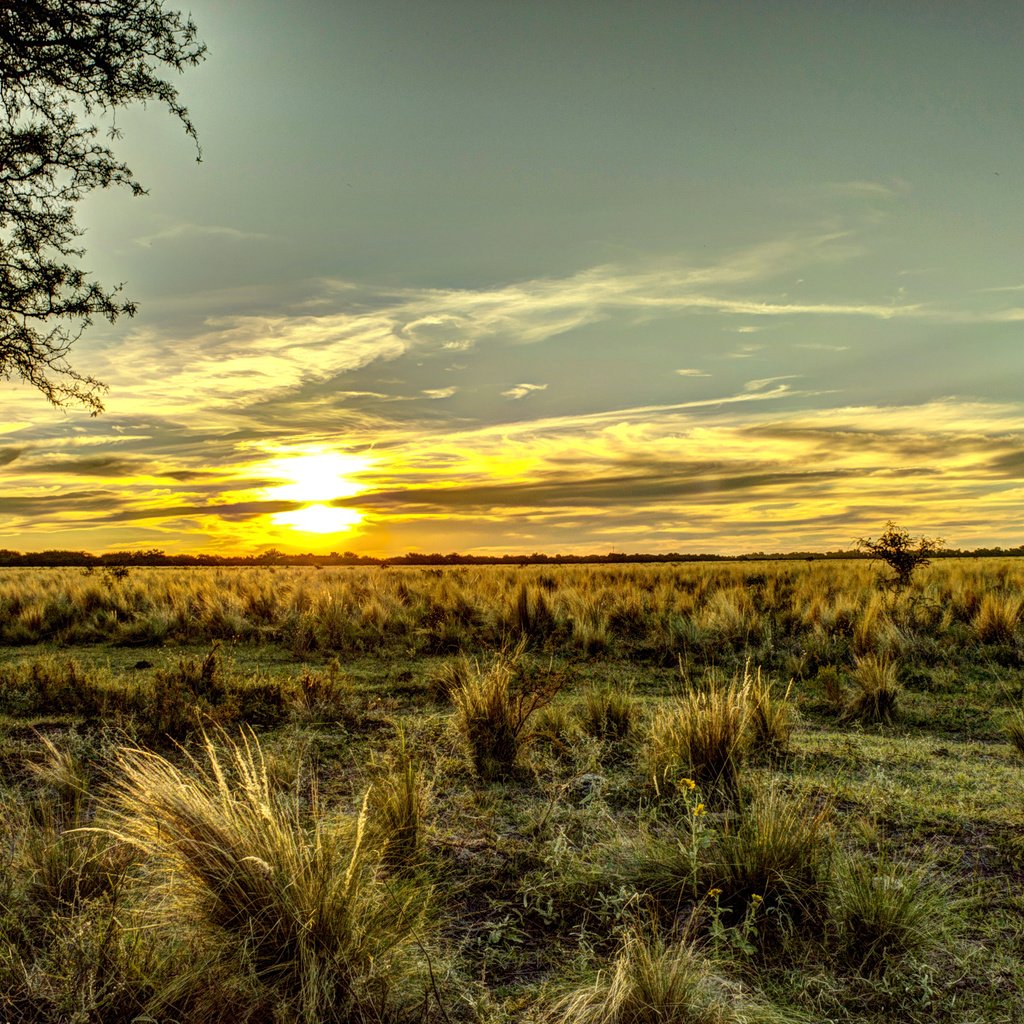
<box><xmin>751</xmin><ymin>893</ymin><xmax>763</xmax><ymax>904</ymax></box>
<box><xmin>678</xmin><ymin>777</ymin><xmax>697</xmax><ymax>791</ymax></box>
<box><xmin>707</xmin><ymin>887</ymin><xmax>722</xmax><ymax>898</ymax></box>
<box><xmin>693</xmin><ymin>803</ymin><xmax>705</xmax><ymax>816</ymax></box>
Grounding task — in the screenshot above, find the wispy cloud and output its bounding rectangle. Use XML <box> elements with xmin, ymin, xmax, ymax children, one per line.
<box><xmin>728</xmin><ymin>344</ymin><xmax>764</xmax><ymax>359</ymax></box>
<box><xmin>135</xmin><ymin>221</ymin><xmax>272</xmax><ymax>246</ymax></box>
<box><xmin>502</xmin><ymin>383</ymin><xmax>548</xmax><ymax>400</ymax></box>
<box><xmin>744</xmin><ymin>375</ymin><xmax>800</xmax><ymax>392</ymax></box>
<box><xmin>675</xmin><ymin>368</ymin><xmax>710</xmax><ymax>377</ymax></box>
<box><xmin>825</xmin><ymin>179</ymin><xmax>908</xmax><ymax>199</ymax></box>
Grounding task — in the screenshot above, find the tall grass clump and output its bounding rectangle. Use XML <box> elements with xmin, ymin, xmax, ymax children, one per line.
<box><xmin>710</xmin><ymin>784</ymin><xmax>830</xmax><ymax>924</ymax></box>
<box><xmin>844</xmin><ymin>654</ymin><xmax>900</xmax><ymax>724</ymax></box>
<box><xmin>1003</xmin><ymin>707</ymin><xmax>1024</xmax><ymax>759</ymax></box>
<box><xmin>647</xmin><ymin>677</ymin><xmax>749</xmax><ymax>804</ymax></box>
<box><xmin>103</xmin><ymin>730</ymin><xmax>432</xmax><ymax>1023</ymax></box>
<box><xmin>552</xmin><ymin>928</ymin><xmax>789</xmax><ymax>1024</ymax></box>
<box><xmin>451</xmin><ymin>645</ymin><xmax>557</xmax><ymax>780</ymax></box>
<box><xmin>367</xmin><ymin>736</ymin><xmax>429</xmax><ymax>871</ymax></box>
<box><xmin>426</xmin><ymin>652</ymin><xmax>475</xmax><ymax>703</ymax></box>
<box><xmin>828</xmin><ymin>852</ymin><xmax>945</xmax><ymax>973</ymax></box>
<box><xmin>744</xmin><ymin>667</ymin><xmax>795</xmax><ymax>759</ymax></box>
<box><xmin>973</xmin><ymin>592</ymin><xmax>1022</xmax><ymax>645</ymax></box>
<box><xmin>579</xmin><ymin>681</ymin><xmax>638</xmax><ymax>742</ymax></box>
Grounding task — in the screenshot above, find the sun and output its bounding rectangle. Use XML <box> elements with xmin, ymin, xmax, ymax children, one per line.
<box><xmin>272</xmin><ymin>504</ymin><xmax>364</xmax><ymax>534</ymax></box>
<box><xmin>258</xmin><ymin>448</ymin><xmax>373</xmax><ymax>536</ymax></box>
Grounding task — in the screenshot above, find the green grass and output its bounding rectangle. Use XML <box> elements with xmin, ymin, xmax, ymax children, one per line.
<box><xmin>0</xmin><ymin>560</ymin><xmax>1023</xmax><ymax>1023</ymax></box>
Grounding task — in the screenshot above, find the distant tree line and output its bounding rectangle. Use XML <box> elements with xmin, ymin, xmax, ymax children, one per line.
<box><xmin>0</xmin><ymin>545</ymin><xmax>1021</xmax><ymax>569</ymax></box>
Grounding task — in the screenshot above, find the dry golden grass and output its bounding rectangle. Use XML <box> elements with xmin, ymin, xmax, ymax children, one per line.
<box><xmin>648</xmin><ymin>676</ymin><xmax>750</xmax><ymax>804</ymax></box>
<box><xmin>103</xmin><ymin>730</ymin><xmax>433</xmax><ymax>1022</ymax></box>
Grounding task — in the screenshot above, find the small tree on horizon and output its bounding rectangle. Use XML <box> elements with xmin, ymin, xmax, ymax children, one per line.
<box><xmin>857</xmin><ymin>521</ymin><xmax>943</xmax><ymax>591</ymax></box>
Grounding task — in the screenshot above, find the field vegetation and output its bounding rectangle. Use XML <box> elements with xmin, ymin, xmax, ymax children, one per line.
<box><xmin>0</xmin><ymin>558</ymin><xmax>1022</xmax><ymax>1021</ymax></box>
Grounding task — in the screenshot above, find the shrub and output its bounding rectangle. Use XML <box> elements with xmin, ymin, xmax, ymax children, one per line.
<box><xmin>844</xmin><ymin>655</ymin><xmax>900</xmax><ymax>724</ymax></box>
<box><xmin>103</xmin><ymin>730</ymin><xmax>433</xmax><ymax>1022</ymax></box>
<box><xmin>857</xmin><ymin>521</ymin><xmax>942</xmax><ymax>591</ymax></box>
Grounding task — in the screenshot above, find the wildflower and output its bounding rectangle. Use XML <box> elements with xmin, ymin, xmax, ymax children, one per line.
<box><xmin>678</xmin><ymin>777</ymin><xmax>697</xmax><ymax>791</ymax></box>
<box><xmin>750</xmin><ymin>893</ymin><xmax>763</xmax><ymax>904</ymax></box>
<box><xmin>707</xmin><ymin>887</ymin><xmax>722</xmax><ymax>898</ymax></box>
<box><xmin>693</xmin><ymin>803</ymin><xmax>705</xmax><ymax>817</ymax></box>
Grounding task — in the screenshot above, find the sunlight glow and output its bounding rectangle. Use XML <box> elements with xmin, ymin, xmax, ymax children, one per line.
<box><xmin>271</xmin><ymin>504</ymin><xmax>364</xmax><ymax>534</ymax></box>
<box><xmin>258</xmin><ymin>448</ymin><xmax>373</xmax><ymax>537</ymax></box>
<box><xmin>263</xmin><ymin>451</ymin><xmax>372</xmax><ymax>502</ymax></box>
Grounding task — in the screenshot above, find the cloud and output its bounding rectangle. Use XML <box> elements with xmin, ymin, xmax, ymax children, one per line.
<box><xmin>728</xmin><ymin>344</ymin><xmax>764</xmax><ymax>359</ymax></box>
<box><xmin>744</xmin><ymin>376</ymin><xmax>800</xmax><ymax>393</ymax></box>
<box><xmin>825</xmin><ymin>179</ymin><xmax>908</xmax><ymax>199</ymax></box>
<box><xmin>675</xmin><ymin>368</ymin><xmax>709</xmax><ymax>377</ymax></box>
<box><xmin>502</xmin><ymin>383</ymin><xmax>548</xmax><ymax>400</ymax></box>
<box><xmin>135</xmin><ymin>221</ymin><xmax>272</xmax><ymax>246</ymax></box>
<box><xmin>421</xmin><ymin>387</ymin><xmax>458</xmax><ymax>399</ymax></box>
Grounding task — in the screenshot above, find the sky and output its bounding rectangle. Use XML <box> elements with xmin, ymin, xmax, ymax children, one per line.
<box><xmin>3</xmin><ymin>0</ymin><xmax>1024</xmax><ymax>556</ymax></box>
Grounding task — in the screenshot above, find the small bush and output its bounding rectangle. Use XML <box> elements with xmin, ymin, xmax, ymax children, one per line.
<box><xmin>828</xmin><ymin>852</ymin><xmax>944</xmax><ymax>972</ymax></box>
<box><xmin>844</xmin><ymin>655</ymin><xmax>900</xmax><ymax>724</ymax></box>
<box><xmin>857</xmin><ymin>521</ymin><xmax>942</xmax><ymax>591</ymax></box>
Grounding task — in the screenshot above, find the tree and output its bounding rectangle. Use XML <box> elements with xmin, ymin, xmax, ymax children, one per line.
<box><xmin>0</xmin><ymin>1</ymin><xmax>206</xmax><ymax>412</ymax></box>
<box><xmin>857</xmin><ymin>521</ymin><xmax>943</xmax><ymax>591</ymax></box>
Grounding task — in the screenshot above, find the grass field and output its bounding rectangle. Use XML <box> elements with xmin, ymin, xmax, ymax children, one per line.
<box><xmin>0</xmin><ymin>559</ymin><xmax>1022</xmax><ymax>1022</ymax></box>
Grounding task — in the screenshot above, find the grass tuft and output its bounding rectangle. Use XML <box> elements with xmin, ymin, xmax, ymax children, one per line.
<box><xmin>710</xmin><ymin>783</ymin><xmax>831</xmax><ymax>925</ymax></box>
<box><xmin>844</xmin><ymin>654</ymin><xmax>900</xmax><ymax>724</ymax></box>
<box><xmin>367</xmin><ymin>734</ymin><xmax>429</xmax><ymax>871</ymax></box>
<box><xmin>647</xmin><ymin>677</ymin><xmax>749</xmax><ymax>803</ymax></box>
<box><xmin>451</xmin><ymin>644</ymin><xmax>558</xmax><ymax>780</ymax></box>
<box><xmin>102</xmin><ymin>729</ymin><xmax>432</xmax><ymax>1022</ymax></box>
<box><xmin>579</xmin><ymin>682</ymin><xmax>638</xmax><ymax>742</ymax></box>
<box><xmin>973</xmin><ymin>593</ymin><xmax>1022</xmax><ymax>644</ymax></box>
<box><xmin>744</xmin><ymin>667</ymin><xmax>795</xmax><ymax>758</ymax></box>
<box><xmin>552</xmin><ymin>927</ymin><xmax>790</xmax><ymax>1024</ymax></box>
<box><xmin>828</xmin><ymin>852</ymin><xmax>945</xmax><ymax>973</ymax></box>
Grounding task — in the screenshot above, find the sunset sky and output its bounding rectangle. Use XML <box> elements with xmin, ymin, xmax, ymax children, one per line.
<box><xmin>3</xmin><ymin>1</ymin><xmax>1024</xmax><ymax>556</ymax></box>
